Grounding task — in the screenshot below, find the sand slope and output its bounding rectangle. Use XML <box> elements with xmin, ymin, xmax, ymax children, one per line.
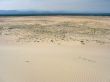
<box><xmin>0</xmin><ymin>16</ymin><xmax>110</xmax><ymax>82</ymax></box>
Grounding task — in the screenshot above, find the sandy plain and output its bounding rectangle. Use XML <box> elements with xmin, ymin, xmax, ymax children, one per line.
<box><xmin>0</xmin><ymin>16</ymin><xmax>110</xmax><ymax>82</ymax></box>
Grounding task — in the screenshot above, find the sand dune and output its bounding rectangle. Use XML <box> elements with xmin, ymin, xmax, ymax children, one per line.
<box><xmin>0</xmin><ymin>16</ymin><xmax>110</xmax><ymax>82</ymax></box>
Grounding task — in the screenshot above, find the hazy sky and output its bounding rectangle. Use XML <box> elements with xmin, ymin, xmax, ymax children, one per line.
<box><xmin>0</xmin><ymin>0</ymin><xmax>110</xmax><ymax>13</ymax></box>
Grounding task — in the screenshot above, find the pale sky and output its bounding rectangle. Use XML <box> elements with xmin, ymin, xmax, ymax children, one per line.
<box><xmin>0</xmin><ymin>0</ymin><xmax>110</xmax><ymax>13</ymax></box>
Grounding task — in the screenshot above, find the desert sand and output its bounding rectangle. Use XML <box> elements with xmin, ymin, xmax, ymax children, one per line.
<box><xmin>0</xmin><ymin>16</ymin><xmax>110</xmax><ymax>82</ymax></box>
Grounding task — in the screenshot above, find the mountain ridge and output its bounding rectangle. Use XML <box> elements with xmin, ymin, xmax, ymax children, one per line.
<box><xmin>0</xmin><ymin>10</ymin><xmax>110</xmax><ymax>16</ymax></box>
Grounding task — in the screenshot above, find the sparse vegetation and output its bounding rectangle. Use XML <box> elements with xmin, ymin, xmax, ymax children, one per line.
<box><xmin>0</xmin><ymin>16</ymin><xmax>110</xmax><ymax>45</ymax></box>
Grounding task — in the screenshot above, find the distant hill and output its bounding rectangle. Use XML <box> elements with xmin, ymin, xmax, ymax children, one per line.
<box><xmin>0</xmin><ymin>10</ymin><xmax>110</xmax><ymax>16</ymax></box>
<box><xmin>0</xmin><ymin>10</ymin><xmax>51</xmax><ymax>14</ymax></box>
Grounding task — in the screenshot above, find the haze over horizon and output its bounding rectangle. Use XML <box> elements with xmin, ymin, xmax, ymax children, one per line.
<box><xmin>0</xmin><ymin>0</ymin><xmax>110</xmax><ymax>13</ymax></box>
